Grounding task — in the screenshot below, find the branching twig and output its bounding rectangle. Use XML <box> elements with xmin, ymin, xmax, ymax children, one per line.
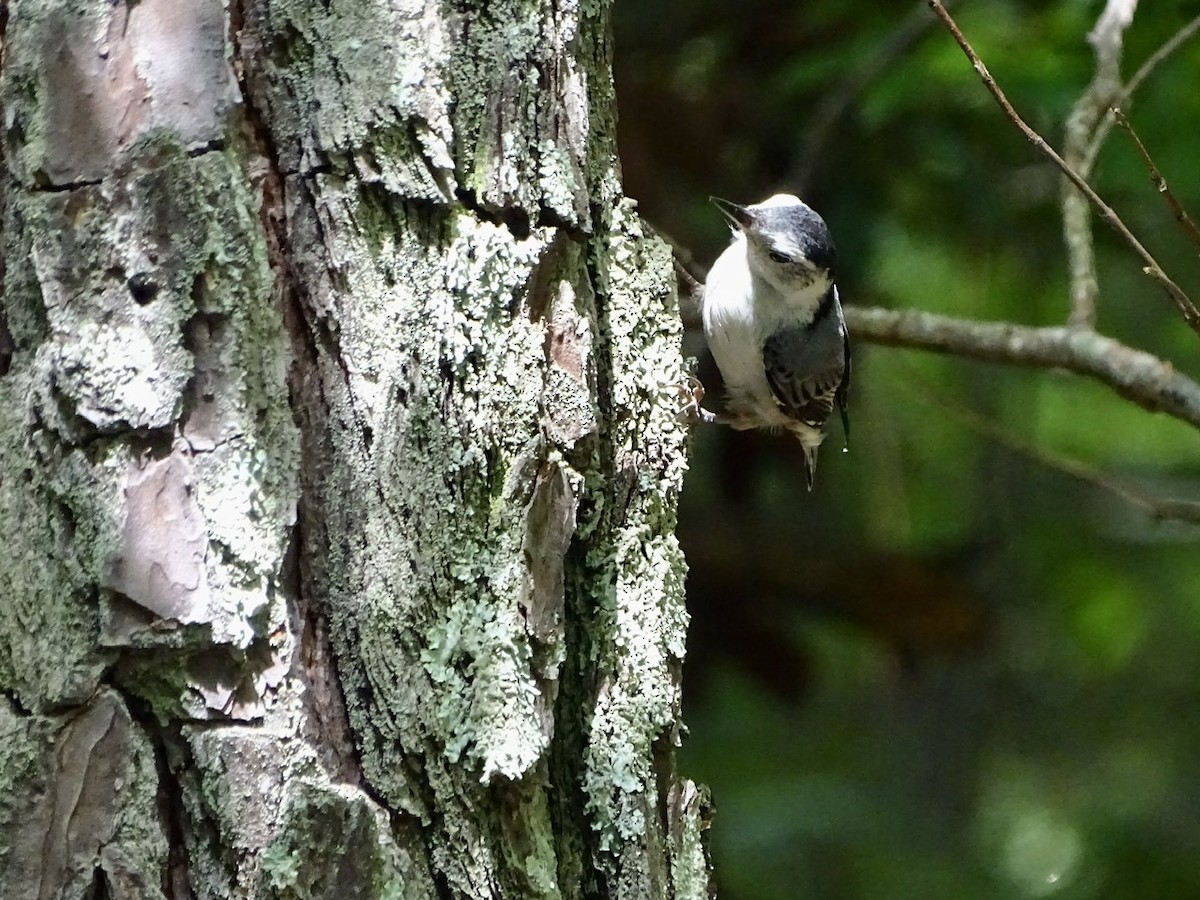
<box><xmin>845</xmin><ymin>305</ymin><xmax>1200</xmax><ymax>430</ymax></box>
<box><xmin>908</xmin><ymin>377</ymin><xmax>1200</xmax><ymax>524</ymax></box>
<box><xmin>1085</xmin><ymin>14</ymin><xmax>1200</xmax><ymax>173</ymax></box>
<box><xmin>926</xmin><ymin>0</ymin><xmax>1200</xmax><ymax>335</ymax></box>
<box><xmin>1112</xmin><ymin>108</ymin><xmax>1200</xmax><ymax>256</ymax></box>
<box><xmin>1061</xmin><ymin>0</ymin><xmax>1138</xmax><ymax>328</ymax></box>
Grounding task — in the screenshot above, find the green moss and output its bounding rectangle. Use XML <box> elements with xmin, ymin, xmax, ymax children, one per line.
<box><xmin>0</xmin><ymin>701</ymin><xmax>52</xmax><ymax>865</ymax></box>
<box><xmin>0</xmin><ymin>375</ymin><xmax>110</xmax><ymax>707</ymax></box>
<box><xmin>258</xmin><ymin>782</ymin><xmax>411</xmax><ymax>900</ymax></box>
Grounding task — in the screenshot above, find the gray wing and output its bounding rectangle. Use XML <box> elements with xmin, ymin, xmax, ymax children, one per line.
<box><xmin>762</xmin><ymin>300</ymin><xmax>849</xmax><ymax>430</ymax></box>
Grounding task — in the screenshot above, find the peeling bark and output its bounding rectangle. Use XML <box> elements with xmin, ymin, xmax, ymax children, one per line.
<box><xmin>0</xmin><ymin>0</ymin><xmax>710</xmax><ymax>897</ymax></box>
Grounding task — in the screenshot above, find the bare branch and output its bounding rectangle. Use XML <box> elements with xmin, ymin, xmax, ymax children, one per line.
<box><xmin>1113</xmin><ymin>107</ymin><xmax>1200</xmax><ymax>256</ymax></box>
<box><xmin>910</xmin><ymin>379</ymin><xmax>1200</xmax><ymax>524</ymax></box>
<box><xmin>926</xmin><ymin>0</ymin><xmax>1200</xmax><ymax>335</ymax></box>
<box><xmin>1061</xmin><ymin>192</ymin><xmax>1100</xmax><ymax>326</ymax></box>
<box><xmin>1085</xmin><ymin>14</ymin><xmax>1200</xmax><ymax>172</ymax></box>
<box><xmin>845</xmin><ymin>305</ymin><xmax>1200</xmax><ymax>430</ymax></box>
<box><xmin>1062</xmin><ymin>0</ymin><xmax>1138</xmax><ymax>328</ymax></box>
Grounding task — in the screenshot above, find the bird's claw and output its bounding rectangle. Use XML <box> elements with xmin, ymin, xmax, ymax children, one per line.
<box><xmin>664</xmin><ymin>375</ymin><xmax>716</xmax><ymax>423</ymax></box>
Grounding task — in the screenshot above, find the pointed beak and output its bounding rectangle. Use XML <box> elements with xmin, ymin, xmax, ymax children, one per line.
<box><xmin>710</xmin><ymin>196</ymin><xmax>754</xmax><ymax>229</ymax></box>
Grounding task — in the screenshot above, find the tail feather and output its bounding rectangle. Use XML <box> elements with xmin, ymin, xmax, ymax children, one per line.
<box><xmin>802</xmin><ymin>445</ymin><xmax>819</xmax><ymax>491</ymax></box>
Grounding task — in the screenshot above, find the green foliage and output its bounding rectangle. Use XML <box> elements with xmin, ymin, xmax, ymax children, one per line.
<box><xmin>616</xmin><ymin>0</ymin><xmax>1200</xmax><ymax>897</ymax></box>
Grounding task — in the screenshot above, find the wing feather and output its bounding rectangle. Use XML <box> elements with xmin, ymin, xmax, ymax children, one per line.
<box><xmin>761</xmin><ymin>288</ymin><xmax>850</xmax><ymax>431</ymax></box>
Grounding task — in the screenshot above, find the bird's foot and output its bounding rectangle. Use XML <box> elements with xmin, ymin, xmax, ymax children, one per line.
<box><xmin>663</xmin><ymin>375</ymin><xmax>717</xmax><ymax>423</ymax></box>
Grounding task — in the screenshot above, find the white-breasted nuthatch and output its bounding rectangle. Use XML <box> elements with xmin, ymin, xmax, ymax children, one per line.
<box><xmin>700</xmin><ymin>193</ymin><xmax>850</xmax><ymax>489</ymax></box>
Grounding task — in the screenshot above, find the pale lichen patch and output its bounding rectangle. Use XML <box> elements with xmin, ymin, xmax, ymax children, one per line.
<box><xmin>567</xmin><ymin>195</ymin><xmax>694</xmax><ymax>865</ymax></box>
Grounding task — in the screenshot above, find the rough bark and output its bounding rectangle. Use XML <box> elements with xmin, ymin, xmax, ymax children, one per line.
<box><xmin>0</xmin><ymin>1</ymin><xmax>709</xmax><ymax>898</ymax></box>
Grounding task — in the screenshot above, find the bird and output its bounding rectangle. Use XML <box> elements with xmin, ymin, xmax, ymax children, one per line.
<box><xmin>699</xmin><ymin>193</ymin><xmax>850</xmax><ymax>490</ymax></box>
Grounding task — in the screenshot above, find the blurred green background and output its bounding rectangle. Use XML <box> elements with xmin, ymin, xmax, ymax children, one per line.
<box><xmin>612</xmin><ymin>1</ymin><xmax>1200</xmax><ymax>897</ymax></box>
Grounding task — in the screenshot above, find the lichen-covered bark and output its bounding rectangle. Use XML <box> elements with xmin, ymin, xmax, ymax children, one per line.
<box><xmin>1</xmin><ymin>1</ymin><xmax>316</xmax><ymax>896</ymax></box>
<box><xmin>0</xmin><ymin>0</ymin><xmax>710</xmax><ymax>897</ymax></box>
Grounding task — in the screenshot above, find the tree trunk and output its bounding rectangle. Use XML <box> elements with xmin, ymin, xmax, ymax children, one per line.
<box><xmin>0</xmin><ymin>1</ymin><xmax>710</xmax><ymax>898</ymax></box>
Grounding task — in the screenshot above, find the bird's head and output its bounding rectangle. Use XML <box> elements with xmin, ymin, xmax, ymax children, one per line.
<box><xmin>711</xmin><ymin>193</ymin><xmax>836</xmax><ymax>297</ymax></box>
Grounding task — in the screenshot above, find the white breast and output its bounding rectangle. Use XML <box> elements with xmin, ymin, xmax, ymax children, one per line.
<box><xmin>702</xmin><ymin>235</ymin><xmax>833</xmax><ymax>429</ymax></box>
<box><xmin>702</xmin><ymin>240</ymin><xmax>764</xmax><ymax>393</ymax></box>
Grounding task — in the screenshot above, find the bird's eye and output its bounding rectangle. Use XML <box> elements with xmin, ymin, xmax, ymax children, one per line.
<box><xmin>767</xmin><ymin>250</ymin><xmax>792</xmax><ymax>264</ymax></box>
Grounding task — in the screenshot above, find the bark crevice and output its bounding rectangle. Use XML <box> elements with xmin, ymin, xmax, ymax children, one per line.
<box><xmin>115</xmin><ymin>690</ymin><xmax>197</xmax><ymax>900</ymax></box>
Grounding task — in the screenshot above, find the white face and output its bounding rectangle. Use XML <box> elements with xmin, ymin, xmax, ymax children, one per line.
<box><xmin>743</xmin><ymin>229</ymin><xmax>833</xmax><ymax>296</ymax></box>
<box><xmin>712</xmin><ymin>193</ymin><xmax>837</xmax><ymax>297</ymax></box>
<box><xmin>735</xmin><ymin>194</ymin><xmax>836</xmax><ymax>292</ymax></box>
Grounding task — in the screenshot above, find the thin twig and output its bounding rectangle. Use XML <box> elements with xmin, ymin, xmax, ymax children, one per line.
<box><xmin>1061</xmin><ymin>0</ymin><xmax>1137</xmax><ymax>328</ymax></box>
<box><xmin>906</xmin><ymin>375</ymin><xmax>1200</xmax><ymax>524</ymax></box>
<box><xmin>647</xmin><ymin>221</ymin><xmax>706</xmax><ymax>302</ymax></box>
<box><xmin>1085</xmin><ymin>14</ymin><xmax>1200</xmax><ymax>173</ymax></box>
<box><xmin>927</xmin><ymin>0</ymin><xmax>1200</xmax><ymax>334</ymax></box>
<box><xmin>845</xmin><ymin>305</ymin><xmax>1200</xmax><ymax>430</ymax></box>
<box><xmin>1112</xmin><ymin>107</ymin><xmax>1200</xmax><ymax>256</ymax></box>
<box><xmin>675</xmin><ymin>259</ymin><xmax>703</xmax><ymax>296</ymax></box>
